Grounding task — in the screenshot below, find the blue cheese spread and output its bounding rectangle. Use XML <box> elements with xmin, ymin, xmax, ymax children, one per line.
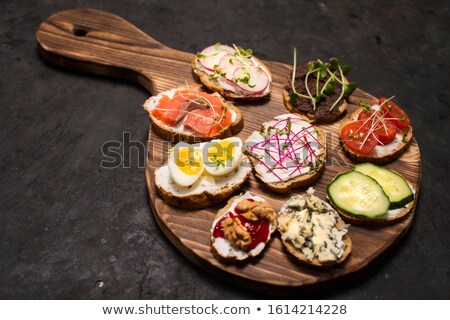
<box><xmin>277</xmin><ymin>187</ymin><xmax>350</xmax><ymax>264</ymax></box>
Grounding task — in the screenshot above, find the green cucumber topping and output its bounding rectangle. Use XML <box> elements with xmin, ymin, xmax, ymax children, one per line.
<box><xmin>327</xmin><ymin>171</ymin><xmax>390</xmax><ymax>218</ymax></box>
<box><xmin>354</xmin><ymin>163</ymin><xmax>414</xmax><ymax>209</ymax></box>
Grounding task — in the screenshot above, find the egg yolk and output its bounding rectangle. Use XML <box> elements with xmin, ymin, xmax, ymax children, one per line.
<box><xmin>175</xmin><ymin>148</ymin><xmax>203</xmax><ymax>175</ymax></box>
<box><xmin>207</xmin><ymin>141</ymin><xmax>235</xmax><ymax>163</ymax></box>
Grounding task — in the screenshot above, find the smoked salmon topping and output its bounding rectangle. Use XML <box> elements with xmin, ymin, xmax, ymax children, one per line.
<box><xmin>151</xmin><ymin>88</ymin><xmax>232</xmax><ymax>137</ymax></box>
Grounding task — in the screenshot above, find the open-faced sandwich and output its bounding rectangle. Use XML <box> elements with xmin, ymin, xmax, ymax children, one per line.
<box><xmin>277</xmin><ymin>188</ymin><xmax>352</xmax><ymax>267</ymax></box>
<box><xmin>154</xmin><ymin>137</ymin><xmax>252</xmax><ymax>209</ymax></box>
<box><xmin>339</xmin><ymin>97</ymin><xmax>413</xmax><ymax>164</ymax></box>
<box><xmin>245</xmin><ymin>114</ymin><xmax>326</xmax><ymax>193</ymax></box>
<box><xmin>327</xmin><ymin>163</ymin><xmax>415</xmax><ymax>226</ymax></box>
<box><xmin>143</xmin><ymin>84</ymin><xmax>243</xmax><ymax>143</ymax></box>
<box><xmin>283</xmin><ymin>52</ymin><xmax>357</xmax><ymax>123</ymax></box>
<box><xmin>192</xmin><ymin>43</ymin><xmax>272</xmax><ymax>100</ymax></box>
<box><xmin>210</xmin><ymin>192</ymin><xmax>277</xmax><ymax>262</ymax></box>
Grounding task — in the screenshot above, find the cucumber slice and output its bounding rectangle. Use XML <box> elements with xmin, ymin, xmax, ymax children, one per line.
<box><xmin>354</xmin><ymin>163</ymin><xmax>414</xmax><ymax>209</ymax></box>
<box><xmin>327</xmin><ymin>171</ymin><xmax>390</xmax><ymax>218</ymax></box>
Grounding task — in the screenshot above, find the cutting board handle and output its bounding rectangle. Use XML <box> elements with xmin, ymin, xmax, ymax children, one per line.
<box><xmin>36</xmin><ymin>8</ymin><xmax>195</xmax><ymax>94</ymax></box>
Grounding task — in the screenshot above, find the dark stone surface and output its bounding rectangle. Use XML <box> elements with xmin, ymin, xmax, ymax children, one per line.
<box><xmin>0</xmin><ymin>0</ymin><xmax>449</xmax><ymax>299</ymax></box>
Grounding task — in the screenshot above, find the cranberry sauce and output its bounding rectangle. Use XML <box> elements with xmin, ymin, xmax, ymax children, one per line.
<box><xmin>212</xmin><ymin>199</ymin><xmax>270</xmax><ymax>251</ymax></box>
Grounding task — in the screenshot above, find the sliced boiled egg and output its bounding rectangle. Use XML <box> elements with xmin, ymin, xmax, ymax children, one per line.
<box><xmin>203</xmin><ymin>137</ymin><xmax>243</xmax><ymax>176</ymax></box>
<box><xmin>168</xmin><ymin>144</ymin><xmax>204</xmax><ymax>187</ymax></box>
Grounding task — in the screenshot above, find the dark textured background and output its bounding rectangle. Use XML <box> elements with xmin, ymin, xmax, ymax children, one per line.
<box><xmin>0</xmin><ymin>0</ymin><xmax>449</xmax><ymax>299</ymax></box>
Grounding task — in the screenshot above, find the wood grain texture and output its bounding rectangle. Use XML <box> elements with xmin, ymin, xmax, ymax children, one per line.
<box><xmin>36</xmin><ymin>9</ymin><xmax>421</xmax><ymax>294</ymax></box>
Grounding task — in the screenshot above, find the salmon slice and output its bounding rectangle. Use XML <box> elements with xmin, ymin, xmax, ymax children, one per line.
<box><xmin>183</xmin><ymin>92</ymin><xmax>232</xmax><ymax>136</ymax></box>
<box><xmin>151</xmin><ymin>88</ymin><xmax>232</xmax><ymax>136</ymax></box>
<box><xmin>183</xmin><ymin>105</ymin><xmax>232</xmax><ymax>136</ymax></box>
<box><xmin>151</xmin><ymin>92</ymin><xmax>185</xmax><ymax>126</ymax></box>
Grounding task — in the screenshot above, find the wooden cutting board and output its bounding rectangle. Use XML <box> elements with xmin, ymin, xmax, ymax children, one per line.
<box><xmin>36</xmin><ymin>9</ymin><xmax>421</xmax><ymax>295</ymax></box>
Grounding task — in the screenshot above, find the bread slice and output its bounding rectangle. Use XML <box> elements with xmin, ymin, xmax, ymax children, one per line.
<box><xmin>154</xmin><ymin>157</ymin><xmax>252</xmax><ymax>209</ymax></box>
<box><xmin>210</xmin><ymin>192</ymin><xmax>277</xmax><ymax>262</ymax></box>
<box><xmin>335</xmin><ymin>200</ymin><xmax>415</xmax><ymax>226</ymax></box>
<box><xmin>143</xmin><ymin>85</ymin><xmax>244</xmax><ymax>143</ymax></box>
<box><xmin>245</xmin><ymin>114</ymin><xmax>326</xmax><ymax>193</ymax></box>
<box><xmin>282</xmin><ymin>62</ymin><xmax>350</xmax><ymax>123</ymax></box>
<box><xmin>192</xmin><ymin>51</ymin><xmax>272</xmax><ymax>100</ymax></box>
<box><xmin>340</xmin><ymin>108</ymin><xmax>413</xmax><ymax>165</ymax></box>
<box><xmin>277</xmin><ymin>190</ymin><xmax>352</xmax><ymax>267</ymax></box>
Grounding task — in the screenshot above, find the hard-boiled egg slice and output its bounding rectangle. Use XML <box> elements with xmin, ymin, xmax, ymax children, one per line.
<box><xmin>168</xmin><ymin>144</ymin><xmax>204</xmax><ymax>187</ymax></box>
<box><xmin>203</xmin><ymin>137</ymin><xmax>243</xmax><ymax>176</ymax></box>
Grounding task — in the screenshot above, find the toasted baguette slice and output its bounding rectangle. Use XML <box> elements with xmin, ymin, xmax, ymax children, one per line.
<box><xmin>143</xmin><ymin>85</ymin><xmax>244</xmax><ymax>143</ymax></box>
<box><xmin>333</xmin><ymin>179</ymin><xmax>416</xmax><ymax>226</ymax></box>
<box><xmin>192</xmin><ymin>47</ymin><xmax>272</xmax><ymax>100</ymax></box>
<box><xmin>154</xmin><ymin>157</ymin><xmax>252</xmax><ymax>209</ymax></box>
<box><xmin>340</xmin><ymin>108</ymin><xmax>413</xmax><ymax>165</ymax></box>
<box><xmin>210</xmin><ymin>192</ymin><xmax>277</xmax><ymax>262</ymax></box>
<box><xmin>277</xmin><ymin>189</ymin><xmax>352</xmax><ymax>267</ymax></box>
<box><xmin>245</xmin><ymin>114</ymin><xmax>326</xmax><ymax>193</ymax></box>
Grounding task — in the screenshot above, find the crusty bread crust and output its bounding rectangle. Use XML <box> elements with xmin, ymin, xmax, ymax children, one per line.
<box><xmin>340</xmin><ymin>108</ymin><xmax>413</xmax><ymax>165</ymax></box>
<box><xmin>154</xmin><ymin>168</ymin><xmax>252</xmax><ymax>210</ymax></box>
<box><xmin>262</xmin><ymin>160</ymin><xmax>325</xmax><ymax>193</ymax></box>
<box><xmin>247</xmin><ymin>114</ymin><xmax>327</xmax><ymax>193</ymax></box>
<box><xmin>282</xmin><ymin>233</ymin><xmax>352</xmax><ymax>268</ymax></box>
<box><xmin>335</xmin><ymin>200</ymin><xmax>414</xmax><ymax>226</ymax></box>
<box><xmin>143</xmin><ymin>85</ymin><xmax>244</xmax><ymax>143</ymax></box>
<box><xmin>210</xmin><ymin>194</ymin><xmax>277</xmax><ymax>263</ymax></box>
<box><xmin>282</xmin><ymin>80</ymin><xmax>348</xmax><ymax>123</ymax></box>
<box><xmin>192</xmin><ymin>56</ymin><xmax>272</xmax><ymax>101</ymax></box>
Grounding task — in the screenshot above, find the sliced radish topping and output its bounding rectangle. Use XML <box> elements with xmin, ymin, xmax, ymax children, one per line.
<box><xmin>197</xmin><ymin>44</ymin><xmax>234</xmax><ymax>72</ymax></box>
<box><xmin>196</xmin><ymin>44</ymin><xmax>272</xmax><ymax>96</ymax></box>
<box><xmin>218</xmin><ymin>53</ymin><xmax>245</xmax><ymax>81</ymax></box>
<box><xmin>200</xmin><ymin>44</ymin><xmax>234</xmax><ymax>56</ymax></box>
<box><xmin>232</xmin><ymin>66</ymin><xmax>269</xmax><ymax>93</ymax></box>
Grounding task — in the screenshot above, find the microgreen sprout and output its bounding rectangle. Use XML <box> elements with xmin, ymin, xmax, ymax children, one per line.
<box><xmin>358</xmin><ymin>101</ymin><xmax>372</xmax><ymax>111</ymax></box>
<box><xmin>210</xmin><ymin>155</ymin><xmax>226</xmax><ymax>168</ymax></box>
<box><xmin>210</xmin><ymin>64</ymin><xmax>227</xmax><ymax>80</ymax></box>
<box><xmin>196</xmin><ymin>53</ymin><xmax>207</xmax><ymax>59</ymax></box>
<box><xmin>234</xmin><ymin>72</ymin><xmax>256</xmax><ymax>88</ymax></box>
<box><xmin>290</xmin><ymin>48</ymin><xmax>310</xmax><ymax>105</ymax></box>
<box><xmin>402</xmin><ymin>135</ymin><xmax>408</xmax><ymax>143</ymax></box>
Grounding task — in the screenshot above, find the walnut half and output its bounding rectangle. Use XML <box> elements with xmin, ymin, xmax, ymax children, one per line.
<box><xmin>222</xmin><ymin>217</ymin><xmax>251</xmax><ymax>251</ymax></box>
<box><xmin>236</xmin><ymin>199</ymin><xmax>275</xmax><ymax>222</ymax></box>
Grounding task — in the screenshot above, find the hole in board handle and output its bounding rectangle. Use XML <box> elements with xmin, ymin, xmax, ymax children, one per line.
<box><xmin>73</xmin><ymin>27</ymin><xmax>88</xmax><ymax>37</ymax></box>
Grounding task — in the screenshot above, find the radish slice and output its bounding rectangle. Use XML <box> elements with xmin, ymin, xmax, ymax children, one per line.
<box><xmin>232</xmin><ymin>66</ymin><xmax>269</xmax><ymax>93</ymax></box>
<box><xmin>197</xmin><ymin>45</ymin><xmax>234</xmax><ymax>72</ymax></box>
<box><xmin>217</xmin><ymin>53</ymin><xmax>245</xmax><ymax>80</ymax></box>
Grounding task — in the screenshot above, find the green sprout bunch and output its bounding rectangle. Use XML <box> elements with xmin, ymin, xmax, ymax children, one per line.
<box><xmin>290</xmin><ymin>48</ymin><xmax>357</xmax><ymax>111</ymax></box>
